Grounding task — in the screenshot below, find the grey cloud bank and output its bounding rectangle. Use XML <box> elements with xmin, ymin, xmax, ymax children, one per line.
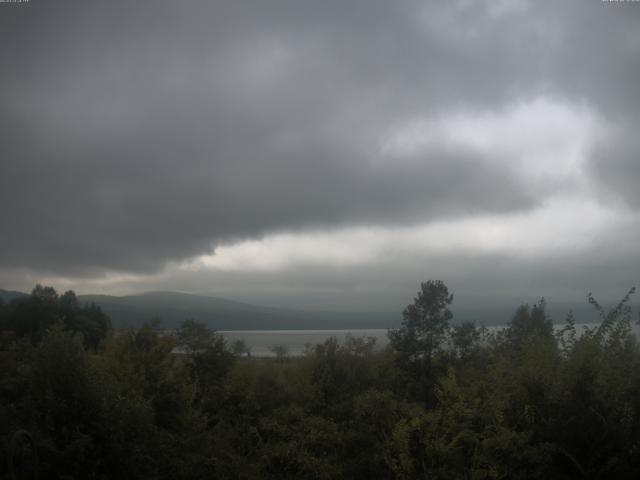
<box><xmin>0</xmin><ymin>0</ymin><xmax>639</xmax><ymax>309</ymax></box>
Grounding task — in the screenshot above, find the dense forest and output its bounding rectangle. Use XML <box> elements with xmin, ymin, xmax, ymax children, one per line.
<box><xmin>1</xmin><ymin>281</ymin><xmax>640</xmax><ymax>479</ymax></box>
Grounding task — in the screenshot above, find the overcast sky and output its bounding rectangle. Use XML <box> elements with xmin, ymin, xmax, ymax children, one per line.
<box><xmin>1</xmin><ymin>0</ymin><xmax>639</xmax><ymax>314</ymax></box>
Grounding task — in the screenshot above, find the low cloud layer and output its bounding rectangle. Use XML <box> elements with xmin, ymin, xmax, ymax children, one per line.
<box><xmin>0</xmin><ymin>0</ymin><xmax>639</xmax><ymax>308</ymax></box>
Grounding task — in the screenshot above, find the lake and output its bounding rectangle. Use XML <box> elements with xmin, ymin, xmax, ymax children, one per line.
<box><xmin>221</xmin><ymin>322</ymin><xmax>634</xmax><ymax>357</ymax></box>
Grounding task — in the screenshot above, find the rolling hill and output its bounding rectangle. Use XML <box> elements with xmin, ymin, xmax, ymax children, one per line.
<box><xmin>2</xmin><ymin>288</ymin><xmax>617</xmax><ymax>330</ymax></box>
<box><xmin>0</xmin><ymin>289</ymin><xmax>28</xmax><ymax>303</ymax></box>
<box><xmin>76</xmin><ymin>291</ymin><xmax>400</xmax><ymax>330</ymax></box>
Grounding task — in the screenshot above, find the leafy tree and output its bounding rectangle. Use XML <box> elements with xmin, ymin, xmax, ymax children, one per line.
<box><xmin>556</xmin><ymin>310</ymin><xmax>577</xmax><ymax>358</ymax></box>
<box><xmin>301</xmin><ymin>337</ymin><xmax>381</xmax><ymax>419</ymax></box>
<box><xmin>506</xmin><ymin>298</ymin><xmax>553</xmax><ymax>348</ymax></box>
<box><xmin>259</xmin><ymin>406</ymin><xmax>342</xmax><ymax>480</ymax></box>
<box><xmin>176</xmin><ymin>320</ymin><xmax>234</xmax><ymax>410</ymax></box>
<box><xmin>59</xmin><ymin>290</ymin><xmax>111</xmax><ymax>349</ymax></box>
<box><xmin>7</xmin><ymin>285</ymin><xmax>60</xmax><ymax>343</ymax></box>
<box><xmin>349</xmin><ymin>389</ymin><xmax>400</xmax><ymax>479</ymax></box>
<box><xmin>388</xmin><ymin>280</ymin><xmax>453</xmax><ymax>404</ymax></box>
<box><xmin>270</xmin><ymin>344</ymin><xmax>289</xmax><ymax>362</ymax></box>
<box><xmin>389</xmin><ymin>280</ymin><xmax>453</xmax><ymax>362</ymax></box>
<box><xmin>232</xmin><ymin>338</ymin><xmax>251</xmax><ymax>357</ymax></box>
<box><xmin>0</xmin><ymin>286</ymin><xmax>111</xmax><ymax>348</ymax></box>
<box><xmin>585</xmin><ymin>286</ymin><xmax>636</xmax><ymax>352</ymax></box>
<box><xmin>450</xmin><ymin>321</ymin><xmax>481</xmax><ymax>360</ymax></box>
<box><xmin>176</xmin><ymin>319</ymin><xmax>217</xmax><ymax>354</ymax></box>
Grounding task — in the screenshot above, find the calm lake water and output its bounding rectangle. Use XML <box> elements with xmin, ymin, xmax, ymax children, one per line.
<box><xmin>220</xmin><ymin>323</ymin><xmax>629</xmax><ymax>357</ymax></box>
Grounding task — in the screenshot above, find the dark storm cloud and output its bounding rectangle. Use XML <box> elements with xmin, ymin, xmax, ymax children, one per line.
<box><xmin>589</xmin><ymin>121</ymin><xmax>640</xmax><ymax>207</ymax></box>
<box><xmin>0</xmin><ymin>0</ymin><xmax>638</xmax><ymax>274</ymax></box>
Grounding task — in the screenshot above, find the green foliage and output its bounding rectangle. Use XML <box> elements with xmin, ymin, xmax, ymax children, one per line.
<box><xmin>232</xmin><ymin>338</ymin><xmax>251</xmax><ymax>357</ymax></box>
<box><xmin>450</xmin><ymin>321</ymin><xmax>482</xmax><ymax>360</ymax></box>
<box><xmin>389</xmin><ymin>280</ymin><xmax>453</xmax><ymax>364</ymax></box>
<box><xmin>0</xmin><ymin>285</ymin><xmax>111</xmax><ymax>348</ymax></box>
<box><xmin>389</xmin><ymin>280</ymin><xmax>454</xmax><ymax>404</ymax></box>
<box><xmin>259</xmin><ymin>406</ymin><xmax>342</xmax><ymax>480</ymax></box>
<box><xmin>2</xmin><ymin>282</ymin><xmax>640</xmax><ymax>478</ymax></box>
<box><xmin>176</xmin><ymin>319</ymin><xmax>217</xmax><ymax>354</ymax></box>
<box><xmin>506</xmin><ymin>298</ymin><xmax>554</xmax><ymax>348</ymax></box>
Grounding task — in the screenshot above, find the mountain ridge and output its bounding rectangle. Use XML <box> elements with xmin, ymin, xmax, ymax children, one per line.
<box><xmin>2</xmin><ymin>288</ymin><xmax>614</xmax><ymax>330</ymax></box>
<box><xmin>32</xmin><ymin>290</ymin><xmax>401</xmax><ymax>330</ymax></box>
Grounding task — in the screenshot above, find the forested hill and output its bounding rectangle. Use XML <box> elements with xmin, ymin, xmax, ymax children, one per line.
<box><xmin>1</xmin><ymin>288</ymin><xmax>617</xmax><ymax>330</ymax></box>
<box><xmin>0</xmin><ymin>289</ymin><xmax>28</xmax><ymax>303</ymax></box>
<box><xmin>74</xmin><ymin>291</ymin><xmax>401</xmax><ymax>330</ymax></box>
<box><xmin>2</xmin><ymin>288</ymin><xmax>397</xmax><ymax>329</ymax></box>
